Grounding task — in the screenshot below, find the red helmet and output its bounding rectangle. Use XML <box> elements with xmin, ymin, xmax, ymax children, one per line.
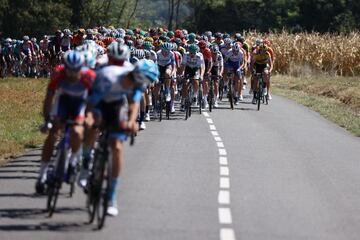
<box><xmin>199</xmin><ymin>40</ymin><xmax>207</xmax><ymax>49</ymax></box>
<box><xmin>174</xmin><ymin>29</ymin><xmax>184</xmax><ymax>39</ymax></box>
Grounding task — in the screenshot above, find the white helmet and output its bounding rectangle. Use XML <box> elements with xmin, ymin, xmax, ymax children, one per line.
<box><xmin>107</xmin><ymin>42</ymin><xmax>130</xmax><ymax>61</ymax></box>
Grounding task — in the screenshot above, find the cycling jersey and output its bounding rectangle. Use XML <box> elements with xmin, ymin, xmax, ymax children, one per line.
<box><xmin>156</xmin><ymin>50</ymin><xmax>175</xmax><ymax>67</ymax></box>
<box><xmin>252</xmin><ymin>49</ymin><xmax>271</xmax><ymax>65</ymax></box>
<box><xmin>61</xmin><ymin>36</ymin><xmax>73</xmax><ymax>52</ymax></box>
<box><xmin>40</xmin><ymin>40</ymin><xmax>49</xmax><ymax>52</ymax></box>
<box><xmin>212</xmin><ymin>51</ymin><xmax>224</xmax><ymax>67</ymax></box>
<box><xmin>22</xmin><ymin>41</ymin><xmax>34</xmax><ymax>55</ymax></box>
<box><xmin>88</xmin><ymin>64</ymin><xmax>142</xmax><ymax>105</ymax></box>
<box><xmin>225</xmin><ymin>49</ymin><xmax>244</xmax><ymax>65</ymax></box>
<box><xmin>181</xmin><ymin>52</ymin><xmax>205</xmax><ymax>69</ymax></box>
<box><xmin>48</xmin><ymin>65</ymin><xmax>96</xmax><ymax>121</ymax></box>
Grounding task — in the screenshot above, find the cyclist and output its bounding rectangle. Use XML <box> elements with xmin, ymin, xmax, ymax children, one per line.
<box><xmin>84</xmin><ymin>58</ymin><xmax>159</xmax><ymax>216</ymax></box>
<box><xmin>155</xmin><ymin>42</ymin><xmax>176</xmax><ymax>113</ymax></box>
<box><xmin>224</xmin><ymin>42</ymin><xmax>245</xmax><ymax>103</ymax></box>
<box><xmin>35</xmin><ymin>50</ymin><xmax>96</xmax><ymax>194</ymax></box>
<box><xmin>179</xmin><ymin>44</ymin><xmax>205</xmax><ymax>110</ymax></box>
<box><xmin>210</xmin><ymin>44</ymin><xmax>224</xmax><ymax>108</ymax></box>
<box><xmin>250</xmin><ymin>40</ymin><xmax>273</xmax><ymax>104</ymax></box>
<box><xmin>199</xmin><ymin>40</ymin><xmax>213</xmax><ymax>109</ymax></box>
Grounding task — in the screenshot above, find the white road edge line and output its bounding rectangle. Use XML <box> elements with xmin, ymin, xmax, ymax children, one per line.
<box><xmin>211</xmin><ymin>131</ymin><xmax>219</xmax><ymax>136</ymax></box>
<box><xmin>218</xmin><ymin>208</ymin><xmax>233</xmax><ymax>224</ymax></box>
<box><xmin>220</xmin><ymin>228</ymin><xmax>236</xmax><ymax>240</ymax></box>
<box><xmin>219</xmin><ymin>157</ymin><xmax>228</xmax><ymax>165</ymax></box>
<box><xmin>218</xmin><ymin>190</ymin><xmax>230</xmax><ymax>204</ymax></box>
<box><xmin>210</xmin><ymin>125</ymin><xmax>217</xmax><ymax>130</ymax></box>
<box><xmin>220</xmin><ymin>166</ymin><xmax>229</xmax><ymax>176</ymax></box>
<box><xmin>217</xmin><ymin>142</ymin><xmax>224</xmax><ymax>148</ymax></box>
<box><xmin>214</xmin><ymin>136</ymin><xmax>222</xmax><ymax>142</ymax></box>
<box><xmin>203</xmin><ymin>112</ymin><xmax>210</xmax><ymax>117</ymax></box>
<box><xmin>219</xmin><ymin>148</ymin><xmax>227</xmax><ymax>155</ymax></box>
<box><xmin>220</xmin><ymin>177</ymin><xmax>230</xmax><ymax>189</ymax></box>
<box><xmin>207</xmin><ymin>118</ymin><xmax>214</xmax><ymax>124</ymax></box>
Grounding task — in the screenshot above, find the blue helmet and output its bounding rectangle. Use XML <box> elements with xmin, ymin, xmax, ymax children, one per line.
<box><xmin>161</xmin><ymin>42</ymin><xmax>172</xmax><ymax>51</ymax></box>
<box><xmin>132</xmin><ymin>59</ymin><xmax>159</xmax><ymax>85</ymax></box>
<box><xmin>64</xmin><ymin>50</ymin><xmax>84</xmax><ymax>70</ymax></box>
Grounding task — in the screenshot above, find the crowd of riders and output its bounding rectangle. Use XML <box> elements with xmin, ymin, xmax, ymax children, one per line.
<box><xmin>1</xmin><ymin>26</ymin><xmax>275</xmax><ymax>217</ymax></box>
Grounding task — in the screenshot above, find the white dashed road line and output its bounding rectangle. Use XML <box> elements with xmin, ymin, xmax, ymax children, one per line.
<box><xmin>203</xmin><ymin>112</ymin><xmax>236</xmax><ymax>240</ymax></box>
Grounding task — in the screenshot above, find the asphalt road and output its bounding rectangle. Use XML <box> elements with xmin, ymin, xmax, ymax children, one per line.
<box><xmin>0</xmin><ymin>94</ymin><xmax>359</xmax><ymax>240</ymax></box>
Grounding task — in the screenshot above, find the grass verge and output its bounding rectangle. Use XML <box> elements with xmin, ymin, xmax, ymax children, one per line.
<box><xmin>0</xmin><ymin>78</ymin><xmax>48</xmax><ymax>164</ymax></box>
<box><xmin>272</xmin><ymin>75</ymin><xmax>360</xmax><ymax>137</ymax></box>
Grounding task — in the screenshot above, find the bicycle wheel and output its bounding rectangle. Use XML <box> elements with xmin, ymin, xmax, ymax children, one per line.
<box><xmin>209</xmin><ymin>86</ymin><xmax>213</xmax><ymax>113</ymax></box>
<box><xmin>228</xmin><ymin>80</ymin><xmax>234</xmax><ymax>110</ymax></box>
<box><xmin>257</xmin><ymin>88</ymin><xmax>262</xmax><ymax>111</ymax></box>
<box><xmin>47</xmin><ymin>148</ymin><xmax>66</xmax><ymax>217</ymax></box>
<box><xmin>219</xmin><ymin>79</ymin><xmax>224</xmax><ymax>101</ymax></box>
<box><xmin>166</xmin><ymin>101</ymin><xmax>170</xmax><ymax>120</ymax></box>
<box><xmin>159</xmin><ymin>94</ymin><xmax>163</xmax><ymax>122</ymax></box>
<box><xmin>87</xmin><ymin>149</ymin><xmax>104</xmax><ymax>224</ymax></box>
<box><xmin>198</xmin><ymin>85</ymin><xmax>203</xmax><ymax>114</ymax></box>
<box><xmin>96</xmin><ymin>154</ymin><xmax>111</xmax><ymax>230</ymax></box>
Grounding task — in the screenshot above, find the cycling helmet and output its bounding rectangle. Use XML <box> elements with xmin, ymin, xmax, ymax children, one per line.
<box><xmin>188</xmin><ymin>33</ymin><xmax>196</xmax><ymax>40</ymax></box>
<box><xmin>143</xmin><ymin>41</ymin><xmax>153</xmax><ymax>50</ymax></box>
<box><xmin>215</xmin><ymin>32</ymin><xmax>222</xmax><ymax>39</ymax></box>
<box><xmin>132</xmin><ymin>49</ymin><xmax>145</xmax><ymax>60</ymax></box>
<box><xmin>210</xmin><ymin>44</ymin><xmax>219</xmax><ymax>52</ymax></box>
<box><xmin>188</xmin><ymin>44</ymin><xmax>198</xmax><ymax>53</ymax></box>
<box><xmin>23</xmin><ymin>35</ymin><xmax>30</xmax><ymax>41</ymax></box>
<box><xmin>144</xmin><ymin>50</ymin><xmax>151</xmax><ymax>59</ymax></box>
<box><xmin>63</xmin><ymin>29</ymin><xmax>72</xmax><ymax>36</ymax></box>
<box><xmin>43</xmin><ymin>35</ymin><xmax>48</xmax><ymax>40</ymax></box>
<box><xmin>232</xmin><ymin>43</ymin><xmax>240</xmax><ymax>52</ymax></box>
<box><xmin>5</xmin><ymin>38</ymin><xmax>12</xmax><ymax>43</ymax></box>
<box><xmin>126</xmin><ymin>29</ymin><xmax>134</xmax><ymax>36</ymax></box>
<box><xmin>31</xmin><ymin>37</ymin><xmax>37</xmax><ymax>43</ymax></box>
<box><xmin>132</xmin><ymin>59</ymin><xmax>159</xmax><ymax>85</ymax></box>
<box><xmin>199</xmin><ymin>40</ymin><xmax>207</xmax><ymax>49</ymax></box>
<box><xmin>224</xmin><ymin>38</ymin><xmax>232</xmax><ymax>45</ymax></box>
<box><xmin>205</xmin><ymin>31</ymin><xmax>212</xmax><ymax>38</ymax></box>
<box><xmin>167</xmin><ymin>31</ymin><xmax>174</xmax><ymax>38</ymax></box>
<box><xmin>161</xmin><ymin>42</ymin><xmax>173</xmax><ymax>51</ymax></box>
<box><xmin>201</xmin><ymin>35</ymin><xmax>208</xmax><ymax>42</ymax></box>
<box><xmin>255</xmin><ymin>38</ymin><xmax>263</xmax><ymax>46</ymax></box>
<box><xmin>64</xmin><ymin>50</ymin><xmax>84</xmax><ymax>70</ymax></box>
<box><xmin>107</xmin><ymin>42</ymin><xmax>130</xmax><ymax>60</ymax></box>
<box><xmin>126</xmin><ymin>40</ymin><xmax>134</xmax><ymax>48</ymax></box>
<box><xmin>223</xmin><ymin>33</ymin><xmax>230</xmax><ymax>39</ymax></box>
<box><xmin>83</xmin><ymin>51</ymin><xmax>96</xmax><ymax>69</ymax></box>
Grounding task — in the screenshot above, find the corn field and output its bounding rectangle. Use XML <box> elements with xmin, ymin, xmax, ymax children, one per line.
<box><xmin>245</xmin><ymin>31</ymin><xmax>360</xmax><ymax>76</ymax></box>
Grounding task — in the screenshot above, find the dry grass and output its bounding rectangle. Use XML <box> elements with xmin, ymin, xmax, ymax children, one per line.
<box><xmin>245</xmin><ymin>31</ymin><xmax>360</xmax><ymax>76</ymax></box>
<box><xmin>0</xmin><ymin>78</ymin><xmax>48</xmax><ymax>163</ymax></box>
<box><xmin>272</xmin><ymin>75</ymin><xmax>360</xmax><ymax>136</ymax></box>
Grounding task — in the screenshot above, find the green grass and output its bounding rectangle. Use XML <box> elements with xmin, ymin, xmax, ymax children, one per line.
<box><xmin>0</xmin><ymin>78</ymin><xmax>48</xmax><ymax>164</ymax></box>
<box><xmin>272</xmin><ymin>75</ymin><xmax>360</xmax><ymax>137</ymax></box>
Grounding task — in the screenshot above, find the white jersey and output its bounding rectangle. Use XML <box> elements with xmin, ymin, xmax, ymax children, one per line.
<box><xmin>181</xmin><ymin>52</ymin><xmax>205</xmax><ymax>69</ymax></box>
<box><xmin>156</xmin><ymin>50</ymin><xmax>175</xmax><ymax>67</ymax></box>
<box><xmin>220</xmin><ymin>45</ymin><xmax>230</xmax><ymax>56</ymax></box>
<box><xmin>149</xmin><ymin>50</ymin><xmax>157</xmax><ymax>63</ymax></box>
<box><xmin>89</xmin><ymin>64</ymin><xmax>134</xmax><ymax>104</ymax></box>
<box><xmin>212</xmin><ymin>51</ymin><xmax>224</xmax><ymax>67</ymax></box>
<box><xmin>225</xmin><ymin>49</ymin><xmax>244</xmax><ymax>63</ymax></box>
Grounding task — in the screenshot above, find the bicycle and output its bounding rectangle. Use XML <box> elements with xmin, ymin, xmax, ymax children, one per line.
<box><xmin>255</xmin><ymin>72</ymin><xmax>269</xmax><ymax>111</ymax></box>
<box><xmin>86</xmin><ymin>127</ymin><xmax>135</xmax><ymax>230</ymax></box>
<box><xmin>153</xmin><ymin>77</ymin><xmax>172</xmax><ymax>121</ymax></box>
<box><xmin>208</xmin><ymin>74</ymin><xmax>216</xmax><ymax>112</ymax></box>
<box><xmin>46</xmin><ymin>120</ymin><xmax>80</xmax><ymax>217</ymax></box>
<box><xmin>227</xmin><ymin>69</ymin><xmax>235</xmax><ymax>110</ymax></box>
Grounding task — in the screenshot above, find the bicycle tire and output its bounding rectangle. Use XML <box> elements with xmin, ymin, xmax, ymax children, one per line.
<box><xmin>87</xmin><ymin>148</ymin><xmax>104</xmax><ymax>224</ymax></box>
<box><xmin>166</xmin><ymin>101</ymin><xmax>170</xmax><ymax>120</ymax></box>
<box><xmin>47</xmin><ymin>148</ymin><xmax>66</xmax><ymax>217</ymax></box>
<box><xmin>96</xmin><ymin>154</ymin><xmax>111</xmax><ymax>230</ymax></box>
<box><xmin>257</xmin><ymin>89</ymin><xmax>262</xmax><ymax>111</ymax></box>
<box><xmin>159</xmin><ymin>95</ymin><xmax>163</xmax><ymax>122</ymax></box>
<box><xmin>228</xmin><ymin>80</ymin><xmax>234</xmax><ymax>110</ymax></box>
<box><xmin>198</xmin><ymin>86</ymin><xmax>202</xmax><ymax>115</ymax></box>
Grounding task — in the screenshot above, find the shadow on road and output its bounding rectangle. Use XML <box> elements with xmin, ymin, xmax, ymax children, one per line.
<box><xmin>0</xmin><ymin>221</ymin><xmax>93</xmax><ymax>232</ymax></box>
<box><xmin>0</xmin><ymin>207</ymin><xmax>85</xmax><ymax>219</ymax></box>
